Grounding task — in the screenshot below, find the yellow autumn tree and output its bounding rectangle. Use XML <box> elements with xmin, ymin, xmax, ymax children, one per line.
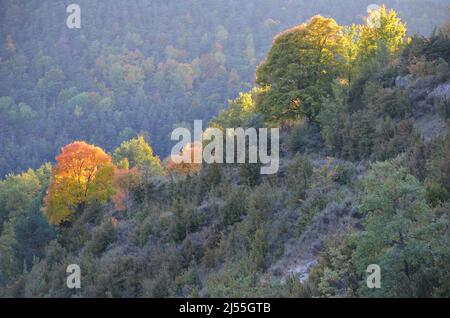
<box><xmin>340</xmin><ymin>24</ymin><xmax>359</xmax><ymax>84</ymax></box>
<box><xmin>357</xmin><ymin>5</ymin><xmax>407</xmax><ymax>62</ymax></box>
<box><xmin>44</xmin><ymin>141</ymin><xmax>116</xmax><ymax>225</ymax></box>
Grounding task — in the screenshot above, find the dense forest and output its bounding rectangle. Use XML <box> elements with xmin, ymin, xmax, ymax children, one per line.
<box><xmin>0</xmin><ymin>1</ymin><xmax>449</xmax><ymax>298</ymax></box>
<box><xmin>0</xmin><ymin>0</ymin><xmax>449</xmax><ymax>177</ymax></box>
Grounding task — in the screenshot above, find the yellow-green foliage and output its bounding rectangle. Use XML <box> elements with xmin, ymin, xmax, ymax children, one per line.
<box><xmin>256</xmin><ymin>15</ymin><xmax>343</xmax><ymax>122</ymax></box>
<box><xmin>254</xmin><ymin>7</ymin><xmax>407</xmax><ymax>123</ymax></box>
<box><xmin>357</xmin><ymin>5</ymin><xmax>407</xmax><ymax>62</ymax></box>
<box><xmin>113</xmin><ymin>136</ymin><xmax>163</xmax><ymax>174</ymax></box>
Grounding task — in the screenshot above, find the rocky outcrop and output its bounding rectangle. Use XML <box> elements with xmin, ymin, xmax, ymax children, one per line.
<box><xmin>395</xmin><ymin>75</ymin><xmax>449</xmax><ymax>141</ymax></box>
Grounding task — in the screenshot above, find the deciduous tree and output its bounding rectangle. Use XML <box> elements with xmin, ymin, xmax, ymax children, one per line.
<box><xmin>256</xmin><ymin>15</ymin><xmax>343</xmax><ymax>122</ymax></box>
<box><xmin>113</xmin><ymin>136</ymin><xmax>163</xmax><ymax>175</ymax></box>
<box><xmin>44</xmin><ymin>141</ymin><xmax>116</xmax><ymax>225</ymax></box>
<box><xmin>357</xmin><ymin>5</ymin><xmax>407</xmax><ymax>63</ymax></box>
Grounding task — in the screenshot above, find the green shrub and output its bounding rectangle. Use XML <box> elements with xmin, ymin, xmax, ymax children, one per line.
<box><xmin>297</xmin><ymin>193</ymin><xmax>327</xmax><ymax>236</ymax></box>
<box><xmin>287</xmin><ymin>154</ymin><xmax>314</xmax><ymax>206</ymax></box>
<box><xmin>426</xmin><ymin>182</ymin><xmax>450</xmax><ymax>206</ymax></box>
<box><xmin>88</xmin><ymin>219</ymin><xmax>116</xmax><ymax>256</ymax></box>
<box><xmin>332</xmin><ymin>162</ymin><xmax>356</xmax><ymax>186</ymax></box>
<box><xmin>220</xmin><ymin>186</ymin><xmax>247</xmax><ymax>227</ymax></box>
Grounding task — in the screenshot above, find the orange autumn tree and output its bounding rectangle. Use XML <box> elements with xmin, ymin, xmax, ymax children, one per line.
<box><xmin>164</xmin><ymin>142</ymin><xmax>202</xmax><ymax>175</ymax></box>
<box><xmin>44</xmin><ymin>141</ymin><xmax>116</xmax><ymax>225</ymax></box>
<box><xmin>112</xmin><ymin>166</ymin><xmax>144</xmax><ymax>212</ymax></box>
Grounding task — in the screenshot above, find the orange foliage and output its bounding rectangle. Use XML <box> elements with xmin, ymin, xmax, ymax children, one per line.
<box><xmin>111</xmin><ymin>217</ymin><xmax>118</xmax><ymax>228</ymax></box>
<box><xmin>44</xmin><ymin>141</ymin><xmax>116</xmax><ymax>225</ymax></box>
<box><xmin>6</xmin><ymin>34</ymin><xmax>15</xmax><ymax>52</ymax></box>
<box><xmin>112</xmin><ymin>167</ymin><xmax>142</xmax><ymax>211</ymax></box>
<box><xmin>164</xmin><ymin>142</ymin><xmax>202</xmax><ymax>175</ymax></box>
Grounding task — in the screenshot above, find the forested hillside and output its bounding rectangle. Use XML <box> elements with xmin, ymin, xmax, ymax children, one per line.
<box><xmin>0</xmin><ymin>0</ymin><xmax>449</xmax><ymax>176</ymax></box>
<box><xmin>0</xmin><ymin>2</ymin><xmax>449</xmax><ymax>298</ymax></box>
